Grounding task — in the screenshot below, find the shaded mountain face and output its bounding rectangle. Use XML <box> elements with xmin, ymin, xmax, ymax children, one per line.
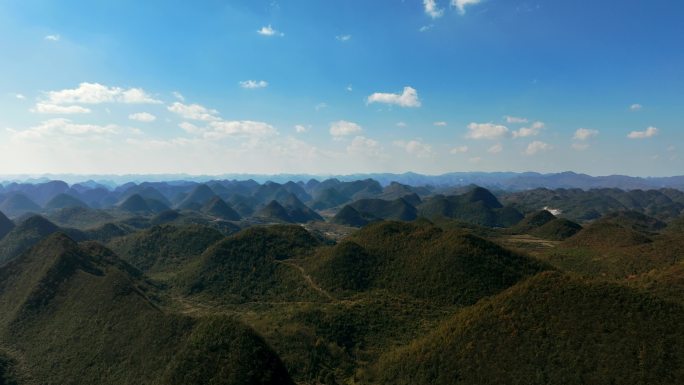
<box><xmin>0</xmin><ymin>234</ymin><xmax>295</xmax><ymax>385</ymax></box>
<box><xmin>0</xmin><ymin>194</ymin><xmax>41</xmax><ymax>218</ymax></box>
<box><xmin>348</xmin><ymin>198</ymin><xmax>417</xmax><ymax>222</ymax></box>
<box><xmin>373</xmin><ymin>271</ymin><xmax>684</xmax><ymax>385</ymax></box>
<box><xmin>177</xmin><ymin>184</ymin><xmax>217</xmax><ymax>210</ymax></box>
<box><xmin>331</xmin><ymin>205</ymin><xmax>375</xmax><ymax>227</ymax></box>
<box><xmin>202</xmin><ymin>197</ymin><xmax>241</xmax><ymax>221</ymax></box>
<box><xmin>0</xmin><ymin>211</ymin><xmax>14</xmax><ymax>241</ymax></box>
<box><xmin>44</xmin><ymin>193</ymin><xmax>89</xmax><ymax>210</ymax></box>
<box><xmin>255</xmin><ymin>197</ymin><xmax>321</xmax><ymax>224</ymax></box>
<box><xmin>418</xmin><ymin>187</ymin><xmax>522</xmax><ymax>227</ymax></box>
<box><xmin>118</xmin><ymin>194</ymin><xmax>169</xmax><ymax>214</ymax></box>
<box><xmin>0</xmin><ymin>215</ymin><xmax>59</xmax><ymax>265</ymax></box>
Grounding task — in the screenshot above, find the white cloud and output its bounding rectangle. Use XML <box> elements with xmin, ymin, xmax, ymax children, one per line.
<box><xmin>525</xmin><ymin>140</ymin><xmax>552</xmax><ymax>155</ymax></box>
<box><xmin>433</xmin><ymin>121</ymin><xmax>447</xmax><ymax>127</ymax></box>
<box><xmin>367</xmin><ymin>86</ymin><xmax>421</xmax><ymax>108</ymax></box>
<box><xmin>206</xmin><ymin>120</ymin><xmax>276</xmax><ymax>138</ymax></box>
<box><xmin>168</xmin><ymin>102</ymin><xmax>220</xmax><ymax>121</ymax></box>
<box><xmin>336</xmin><ymin>34</ymin><xmax>352</xmax><ymax>42</ymax></box>
<box><xmin>330</xmin><ymin>120</ymin><xmax>362</xmax><ymax>137</ymax></box>
<box><xmin>179</xmin><ymin>122</ymin><xmax>203</xmax><ymax>134</ymax></box>
<box><xmin>630</xmin><ymin>103</ymin><xmax>643</xmax><ymax>111</ymax></box>
<box><xmin>44</xmin><ymin>34</ymin><xmax>60</xmax><ymax>41</ymax></box>
<box><xmin>450</xmin><ymin>145</ymin><xmax>469</xmax><ymax>154</ymax></box>
<box><xmin>346</xmin><ymin>84</ymin><xmax>353</xmax><ymax>92</ymax></box>
<box><xmin>466</xmin><ymin>122</ymin><xmax>509</xmax><ymax>140</ymax></box>
<box><xmin>394</xmin><ymin>140</ymin><xmax>432</xmax><ymax>158</ymax></box>
<box><xmin>452</xmin><ymin>0</ymin><xmax>481</xmax><ymax>15</ymax></box>
<box><xmin>295</xmin><ymin>124</ymin><xmax>310</xmax><ymax>134</ymax></box>
<box><xmin>628</xmin><ymin>126</ymin><xmax>658</xmax><ymax>139</ymax></box>
<box><xmin>257</xmin><ymin>25</ymin><xmax>284</xmax><ymax>37</ymax></box>
<box><xmin>512</xmin><ymin>121</ymin><xmax>545</xmax><ymax>138</ymax></box>
<box><xmin>129</xmin><ymin>112</ymin><xmax>157</xmax><ymax>123</ymax></box>
<box><xmin>32</xmin><ymin>103</ymin><xmax>91</xmax><ymax>114</ymax></box>
<box><xmin>469</xmin><ymin>156</ymin><xmax>482</xmax><ymax>163</ymax></box>
<box><xmin>10</xmin><ymin>118</ymin><xmax>117</xmax><ymax>140</ymax></box>
<box><xmin>488</xmin><ymin>143</ymin><xmax>503</xmax><ymax>154</ymax></box>
<box><xmin>573</xmin><ymin>128</ymin><xmax>599</xmax><ymax>141</ymax></box>
<box><xmin>424</xmin><ymin>0</ymin><xmax>444</xmax><ymax>18</ymax></box>
<box><xmin>239</xmin><ymin>80</ymin><xmax>269</xmax><ymax>89</ymax></box>
<box><xmin>315</xmin><ymin>102</ymin><xmax>328</xmax><ymax>111</ymax></box>
<box><xmin>504</xmin><ymin>115</ymin><xmax>528</xmax><ymax>124</ymax></box>
<box><xmin>396</xmin><ymin>121</ymin><xmax>407</xmax><ymax>127</ymax></box>
<box><xmin>419</xmin><ymin>24</ymin><xmax>434</xmax><ymax>32</ymax></box>
<box><xmin>347</xmin><ymin>136</ymin><xmax>382</xmax><ymax>157</ymax></box>
<box><xmin>15</xmin><ymin>94</ymin><xmax>26</xmax><ymax>100</ymax></box>
<box><xmin>172</xmin><ymin>91</ymin><xmax>185</xmax><ymax>101</ymax></box>
<box><xmin>43</xmin><ymin>82</ymin><xmax>161</xmax><ymax>105</ymax></box>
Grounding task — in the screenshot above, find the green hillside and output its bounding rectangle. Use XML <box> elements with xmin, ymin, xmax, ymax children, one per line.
<box><xmin>309</xmin><ymin>221</ymin><xmax>547</xmax><ymax>305</ymax></box>
<box><xmin>0</xmin><ymin>234</ymin><xmax>294</xmax><ymax>385</ymax></box>
<box><xmin>0</xmin><ymin>216</ymin><xmax>59</xmax><ymax>265</ymax></box>
<box><xmin>0</xmin><ymin>212</ymin><xmax>14</xmax><ymax>241</ymax></box>
<box><xmin>373</xmin><ymin>271</ymin><xmax>684</xmax><ymax>385</ymax></box>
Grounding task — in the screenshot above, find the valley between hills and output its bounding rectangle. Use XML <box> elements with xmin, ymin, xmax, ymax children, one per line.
<box><xmin>0</xmin><ymin>177</ymin><xmax>682</xmax><ymax>384</ymax></box>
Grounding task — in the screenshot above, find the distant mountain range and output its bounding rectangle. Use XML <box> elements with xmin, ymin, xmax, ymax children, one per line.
<box><xmin>3</xmin><ymin>171</ymin><xmax>684</xmax><ymax>190</ymax></box>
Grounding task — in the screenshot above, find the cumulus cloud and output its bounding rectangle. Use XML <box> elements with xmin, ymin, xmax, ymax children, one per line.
<box><xmin>452</xmin><ymin>0</ymin><xmax>481</xmax><ymax>15</ymax></box>
<box><xmin>630</xmin><ymin>103</ymin><xmax>643</xmax><ymax>111</ymax></box>
<box><xmin>43</xmin><ymin>82</ymin><xmax>161</xmax><ymax>105</ymax></box>
<box><xmin>512</xmin><ymin>121</ymin><xmax>545</xmax><ymax>138</ymax></box>
<box><xmin>525</xmin><ymin>140</ymin><xmax>552</xmax><ymax>155</ymax></box>
<box><xmin>573</xmin><ymin>128</ymin><xmax>599</xmax><ymax>141</ymax></box>
<box><xmin>32</xmin><ymin>103</ymin><xmax>91</xmax><ymax>114</ymax></box>
<box><xmin>239</xmin><ymin>80</ymin><xmax>269</xmax><ymax>89</ymax></box>
<box><xmin>394</xmin><ymin>140</ymin><xmax>432</xmax><ymax>158</ymax></box>
<box><xmin>450</xmin><ymin>145</ymin><xmax>469</xmax><ymax>154</ymax></box>
<box><xmin>129</xmin><ymin>112</ymin><xmax>157</xmax><ymax>122</ymax></box>
<box><xmin>367</xmin><ymin>86</ymin><xmax>421</xmax><ymax>108</ymax></box>
<box><xmin>172</xmin><ymin>91</ymin><xmax>185</xmax><ymax>101</ymax></box>
<box><xmin>168</xmin><ymin>102</ymin><xmax>220</xmax><ymax>121</ymax></box>
<box><xmin>257</xmin><ymin>25</ymin><xmax>284</xmax><ymax>37</ymax></box>
<box><xmin>424</xmin><ymin>0</ymin><xmax>444</xmax><ymax>18</ymax></box>
<box><xmin>488</xmin><ymin>143</ymin><xmax>503</xmax><ymax>154</ymax></box>
<box><xmin>330</xmin><ymin>120</ymin><xmax>362</xmax><ymax>137</ymax></box>
<box><xmin>10</xmin><ymin>118</ymin><xmax>117</xmax><ymax>140</ymax></box>
<box><xmin>628</xmin><ymin>126</ymin><xmax>658</xmax><ymax>139</ymax></box>
<box><xmin>466</xmin><ymin>122</ymin><xmax>509</xmax><ymax>140</ymax></box>
<box><xmin>504</xmin><ymin>115</ymin><xmax>528</xmax><ymax>124</ymax></box>
<box><xmin>44</xmin><ymin>34</ymin><xmax>60</xmax><ymax>41</ymax></box>
<box><xmin>179</xmin><ymin>122</ymin><xmax>203</xmax><ymax>134</ymax></box>
<box><xmin>206</xmin><ymin>120</ymin><xmax>276</xmax><ymax>138</ymax></box>
<box><xmin>336</xmin><ymin>34</ymin><xmax>352</xmax><ymax>42</ymax></box>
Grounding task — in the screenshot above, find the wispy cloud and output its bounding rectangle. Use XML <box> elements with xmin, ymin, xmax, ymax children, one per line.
<box><xmin>630</xmin><ymin>103</ymin><xmax>643</xmax><ymax>111</ymax></box>
<box><xmin>488</xmin><ymin>143</ymin><xmax>503</xmax><ymax>154</ymax></box>
<box><xmin>504</xmin><ymin>115</ymin><xmax>528</xmax><ymax>124</ymax></box>
<box><xmin>168</xmin><ymin>102</ymin><xmax>220</xmax><ymax>121</ymax></box>
<box><xmin>295</xmin><ymin>124</ymin><xmax>310</xmax><ymax>133</ymax></box>
<box><xmin>573</xmin><ymin>128</ymin><xmax>599</xmax><ymax>141</ymax></box>
<box><xmin>452</xmin><ymin>0</ymin><xmax>481</xmax><ymax>15</ymax></box>
<box><xmin>336</xmin><ymin>34</ymin><xmax>352</xmax><ymax>42</ymax></box>
<box><xmin>367</xmin><ymin>86</ymin><xmax>421</xmax><ymax>108</ymax></box>
<box><xmin>32</xmin><ymin>103</ymin><xmax>91</xmax><ymax>114</ymax></box>
<box><xmin>433</xmin><ymin>121</ymin><xmax>447</xmax><ymax>127</ymax></box>
<box><xmin>627</xmin><ymin>126</ymin><xmax>658</xmax><ymax>139</ymax></box>
<box><xmin>257</xmin><ymin>25</ymin><xmax>284</xmax><ymax>37</ymax></box>
<box><xmin>10</xmin><ymin>118</ymin><xmax>117</xmax><ymax>140</ymax></box>
<box><xmin>394</xmin><ymin>139</ymin><xmax>432</xmax><ymax>158</ymax></box>
<box><xmin>239</xmin><ymin>80</ymin><xmax>269</xmax><ymax>89</ymax></box>
<box><xmin>44</xmin><ymin>34</ymin><xmax>60</xmax><ymax>42</ymax></box>
<box><xmin>450</xmin><ymin>145</ymin><xmax>469</xmax><ymax>154</ymax></box>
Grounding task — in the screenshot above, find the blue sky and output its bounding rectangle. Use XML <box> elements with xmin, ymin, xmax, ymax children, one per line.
<box><xmin>0</xmin><ymin>0</ymin><xmax>682</xmax><ymax>176</ymax></box>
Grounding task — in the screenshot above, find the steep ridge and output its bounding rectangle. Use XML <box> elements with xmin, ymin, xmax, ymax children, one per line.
<box><xmin>44</xmin><ymin>193</ymin><xmax>88</xmax><ymax>210</ymax></box>
<box><xmin>0</xmin><ymin>216</ymin><xmax>59</xmax><ymax>265</ymax></box>
<box><xmin>374</xmin><ymin>271</ymin><xmax>684</xmax><ymax>385</ymax></box>
<box><xmin>201</xmin><ymin>197</ymin><xmax>241</xmax><ymax>221</ymax></box>
<box><xmin>348</xmin><ymin>198</ymin><xmax>417</xmax><ymax>222</ymax></box>
<box><xmin>0</xmin><ymin>211</ymin><xmax>14</xmax><ymax>241</ymax></box>
<box><xmin>0</xmin><ymin>234</ymin><xmax>294</xmax><ymax>385</ymax></box>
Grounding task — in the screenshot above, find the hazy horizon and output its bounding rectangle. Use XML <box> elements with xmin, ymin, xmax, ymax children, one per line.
<box><xmin>1</xmin><ymin>1</ymin><xmax>682</xmax><ymax>176</ymax></box>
